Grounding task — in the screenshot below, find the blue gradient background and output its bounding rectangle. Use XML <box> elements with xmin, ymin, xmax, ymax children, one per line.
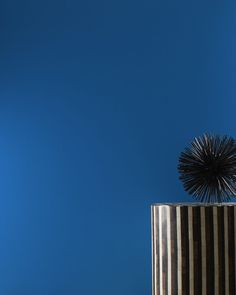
<box><xmin>0</xmin><ymin>0</ymin><xmax>235</xmax><ymax>294</ymax></box>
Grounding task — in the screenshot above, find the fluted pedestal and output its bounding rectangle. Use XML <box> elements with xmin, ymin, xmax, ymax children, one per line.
<box><xmin>151</xmin><ymin>203</ymin><xmax>236</xmax><ymax>295</ymax></box>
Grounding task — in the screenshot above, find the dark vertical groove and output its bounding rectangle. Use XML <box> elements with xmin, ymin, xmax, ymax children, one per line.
<box><xmin>162</xmin><ymin>207</ymin><xmax>168</xmax><ymax>295</ymax></box>
<box><xmin>192</xmin><ymin>206</ymin><xmax>202</xmax><ymax>294</ymax></box>
<box><xmin>217</xmin><ymin>206</ymin><xmax>225</xmax><ymax>295</ymax></box>
<box><xmin>205</xmin><ymin>207</ymin><xmax>214</xmax><ymax>295</ymax></box>
<box><xmin>170</xmin><ymin>207</ymin><xmax>178</xmax><ymax>295</ymax></box>
<box><xmin>228</xmin><ymin>206</ymin><xmax>235</xmax><ymax>295</ymax></box>
<box><xmin>180</xmin><ymin>206</ymin><xmax>189</xmax><ymax>295</ymax></box>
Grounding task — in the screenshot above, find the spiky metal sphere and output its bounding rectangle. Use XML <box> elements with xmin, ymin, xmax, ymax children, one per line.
<box><xmin>178</xmin><ymin>134</ymin><xmax>236</xmax><ymax>203</ymax></box>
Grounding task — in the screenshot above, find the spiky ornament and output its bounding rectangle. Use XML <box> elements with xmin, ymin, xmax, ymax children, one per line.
<box><xmin>178</xmin><ymin>134</ymin><xmax>236</xmax><ymax>203</ymax></box>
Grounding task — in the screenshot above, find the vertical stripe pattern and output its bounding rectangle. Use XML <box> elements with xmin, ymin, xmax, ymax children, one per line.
<box><xmin>151</xmin><ymin>203</ymin><xmax>236</xmax><ymax>295</ymax></box>
<box><xmin>213</xmin><ymin>207</ymin><xmax>219</xmax><ymax>295</ymax></box>
<box><xmin>176</xmin><ymin>207</ymin><xmax>182</xmax><ymax>295</ymax></box>
<box><xmin>192</xmin><ymin>207</ymin><xmax>201</xmax><ymax>295</ymax></box>
<box><xmin>205</xmin><ymin>207</ymin><xmax>214</xmax><ymax>294</ymax></box>
<box><xmin>228</xmin><ymin>206</ymin><xmax>235</xmax><ymax>294</ymax></box>
<box><xmin>200</xmin><ymin>206</ymin><xmax>206</xmax><ymax>295</ymax></box>
<box><xmin>180</xmin><ymin>206</ymin><xmax>189</xmax><ymax>294</ymax></box>
<box><xmin>188</xmin><ymin>207</ymin><xmax>194</xmax><ymax>295</ymax></box>
<box><xmin>224</xmin><ymin>207</ymin><xmax>229</xmax><ymax>295</ymax></box>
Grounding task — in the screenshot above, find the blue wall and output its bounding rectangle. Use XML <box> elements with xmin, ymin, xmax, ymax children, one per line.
<box><xmin>0</xmin><ymin>0</ymin><xmax>235</xmax><ymax>294</ymax></box>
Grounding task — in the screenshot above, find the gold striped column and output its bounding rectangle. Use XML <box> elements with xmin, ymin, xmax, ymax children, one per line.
<box><xmin>151</xmin><ymin>203</ymin><xmax>236</xmax><ymax>295</ymax></box>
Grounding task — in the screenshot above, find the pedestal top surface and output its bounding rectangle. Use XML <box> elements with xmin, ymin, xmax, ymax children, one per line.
<box><xmin>151</xmin><ymin>202</ymin><xmax>236</xmax><ymax>207</ymax></box>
